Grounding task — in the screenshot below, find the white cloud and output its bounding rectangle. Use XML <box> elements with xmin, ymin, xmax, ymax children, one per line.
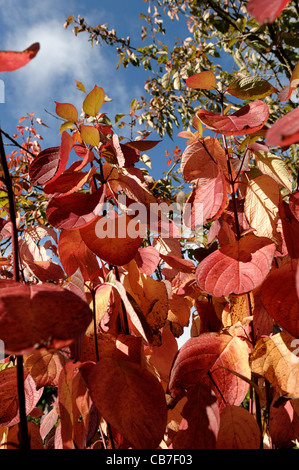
<box><xmin>0</xmin><ymin>0</ymin><xmax>144</xmax><ymax>145</ymax></box>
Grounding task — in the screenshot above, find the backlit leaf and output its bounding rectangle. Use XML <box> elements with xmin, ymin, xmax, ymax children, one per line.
<box><xmin>55</xmin><ymin>102</ymin><xmax>78</xmax><ymax>124</ymax></box>
<box><xmin>216</xmin><ymin>405</ymin><xmax>261</xmax><ymax>449</ymax></box>
<box><xmin>196</xmin><ymin>101</ymin><xmax>269</xmax><ymax>136</ymax></box>
<box><xmin>24</xmin><ymin>349</ymin><xmax>68</xmax><ymax>389</ymax></box>
<box><xmin>253</xmin><ymin>151</ymin><xmax>292</xmax><ymax>191</ymax></box>
<box><xmin>0</xmin><ymin>281</ymin><xmax>92</xmax><ymax>355</ymax></box>
<box><xmin>0</xmin><ymin>42</ymin><xmax>40</xmax><ymax>72</ymax></box>
<box><xmin>278</xmin><ymin>61</ymin><xmax>299</xmax><ymax>101</ymax></box>
<box><xmin>227</xmin><ymin>76</ymin><xmax>277</xmax><ymax>100</ymax></box>
<box><xmin>195</xmin><ymin>234</ymin><xmax>275</xmax><ymax>297</ymax></box>
<box><xmin>83</xmin><ymin>85</ymin><xmax>105</xmax><ymax>117</ymax></box>
<box><xmin>80</xmin><ymin>124</ymin><xmax>100</xmax><ymax>147</ymax></box>
<box><xmin>186</xmin><ymin>71</ymin><xmax>217</xmax><ymax>90</ymax></box>
<box><xmin>247</xmin><ymin>0</ymin><xmax>291</xmax><ymax>25</ymax></box>
<box><xmin>80</xmin><ymin>358</ymin><xmax>168</xmax><ymax>449</ymax></box>
<box><xmin>266</xmin><ymin>107</ymin><xmax>299</xmax><ymax>147</ymax></box>
<box><xmin>250</xmin><ymin>330</ymin><xmax>299</xmax><ymax>398</ymax></box>
<box><xmin>261</xmin><ymin>259</ymin><xmax>299</xmax><ymax>338</ymax></box>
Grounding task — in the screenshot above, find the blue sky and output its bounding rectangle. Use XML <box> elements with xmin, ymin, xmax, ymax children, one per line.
<box><xmin>0</xmin><ymin>0</ymin><xmax>191</xmax><ymax>180</ymax></box>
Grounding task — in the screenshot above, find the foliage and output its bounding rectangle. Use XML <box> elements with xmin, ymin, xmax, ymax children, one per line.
<box><xmin>0</xmin><ymin>0</ymin><xmax>299</xmax><ymax>451</ymax></box>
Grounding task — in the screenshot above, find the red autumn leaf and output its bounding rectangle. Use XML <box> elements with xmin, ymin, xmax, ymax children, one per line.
<box><xmin>58</xmin><ymin>361</ymin><xmax>78</xmax><ymax>449</ymax></box>
<box><xmin>195</xmin><ymin>234</ymin><xmax>275</xmax><ymax>297</ymax></box>
<box><xmin>5</xmin><ymin>422</ymin><xmax>44</xmax><ymax>449</ymax></box>
<box><xmin>289</xmin><ymin>191</ymin><xmax>299</xmax><ymax>221</ymax></box>
<box><xmin>46</xmin><ymin>186</ymin><xmax>106</xmax><ymax>230</ymax></box>
<box><xmin>279</xmin><ymin>200</ymin><xmax>299</xmax><ymax>259</ymax></box>
<box><xmin>0</xmin><ymin>281</ymin><xmax>92</xmax><ymax>355</ymax></box>
<box><xmin>269</xmin><ymin>398</ymin><xmax>299</xmax><ymax>448</ymax></box>
<box><xmin>196</xmin><ymin>101</ymin><xmax>269</xmax><ymax>136</ymax></box>
<box><xmin>278</xmin><ymin>61</ymin><xmax>299</xmax><ymax>101</ymax></box>
<box><xmin>186</xmin><ymin>70</ymin><xmax>217</xmax><ymax>90</ymax></box>
<box><xmin>216</xmin><ymin>405</ymin><xmax>261</xmax><ymax>449</ymax></box>
<box><xmin>168</xmin><ymin>332</ymin><xmax>250</xmax><ymax>406</ymax></box>
<box><xmin>80</xmin><ymin>358</ymin><xmax>168</xmax><ymax>449</ymax></box>
<box><xmin>261</xmin><ymin>259</ymin><xmax>299</xmax><ymax>338</ymax></box>
<box><xmin>247</xmin><ymin>0</ymin><xmax>291</xmax><ymax>25</ymax></box>
<box><xmin>58</xmin><ymin>228</ymin><xmax>100</xmax><ymax>281</ymax></box>
<box><xmin>146</xmin><ymin>323</ymin><xmax>178</xmax><ymax>381</ymax></box>
<box><xmin>134</xmin><ymin>246</ymin><xmax>160</xmax><ymax>276</ymax></box>
<box><xmin>184</xmin><ymin>168</ymin><xmax>228</xmax><ymax>228</ymax></box>
<box><xmin>180</xmin><ymin>137</ymin><xmax>219</xmax><ymax>183</ymax></box>
<box><xmin>159</xmin><ymin>253</ymin><xmax>195</xmax><ymax>273</ymax></box>
<box><xmin>24</xmin><ymin>259</ymin><xmax>65</xmax><ymax>282</ymax></box>
<box><xmin>24</xmin><ymin>349</ymin><xmax>68</xmax><ymax>389</ymax></box>
<box><xmin>125</xmin><ymin>139</ymin><xmax>161</xmax><ymax>152</ymax></box>
<box><xmin>266</xmin><ymin>107</ymin><xmax>299</xmax><ymax>148</ymax></box>
<box><xmin>29</xmin><ymin>131</ymin><xmax>73</xmax><ymax>185</ymax></box>
<box><xmin>44</xmin><ymin>167</ymin><xmax>95</xmax><ymax>198</ymax></box>
<box><xmin>80</xmin><ymin>212</ymin><xmax>144</xmax><ymax>266</ymax></box>
<box><xmin>0</xmin><ymin>42</ymin><xmax>40</xmax><ymax>72</ymax></box>
<box><xmin>72</xmin><ymin>144</ymin><xmax>95</xmax><ymax>171</ymax></box>
<box><xmin>172</xmin><ymin>383</ymin><xmax>220</xmax><ymax>449</ymax></box>
<box><xmin>0</xmin><ymin>366</ymin><xmax>43</xmax><ymax>427</ymax></box>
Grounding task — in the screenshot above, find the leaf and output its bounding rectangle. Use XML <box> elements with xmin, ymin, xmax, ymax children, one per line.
<box><xmin>253</xmin><ymin>150</ymin><xmax>292</xmax><ymax>192</ymax></box>
<box><xmin>80</xmin><ymin>358</ymin><xmax>168</xmax><ymax>449</ymax></box>
<box><xmin>261</xmin><ymin>259</ymin><xmax>299</xmax><ymax>338</ymax></box>
<box><xmin>172</xmin><ymin>383</ymin><xmax>220</xmax><ymax>449</ymax></box>
<box><xmin>134</xmin><ymin>246</ymin><xmax>160</xmax><ymax>276</ymax></box>
<box><xmin>186</xmin><ymin>71</ymin><xmax>217</xmax><ymax>90</ymax></box>
<box><xmin>266</xmin><ymin>107</ymin><xmax>299</xmax><ymax>147</ymax></box>
<box><xmin>216</xmin><ymin>405</ymin><xmax>261</xmax><ymax>449</ymax></box>
<box><xmin>168</xmin><ymin>332</ymin><xmax>250</xmax><ymax>407</ymax></box>
<box><xmin>146</xmin><ymin>323</ymin><xmax>178</xmax><ymax>381</ymax></box>
<box><xmin>184</xmin><ymin>168</ymin><xmax>228</xmax><ymax>228</ymax></box>
<box><xmin>278</xmin><ymin>60</ymin><xmax>299</xmax><ymax>101</ymax></box>
<box><xmin>0</xmin><ymin>281</ymin><xmax>92</xmax><ymax>355</ymax></box>
<box><xmin>44</xmin><ymin>167</ymin><xmax>95</xmax><ymax>198</ymax></box>
<box><xmin>75</xmin><ymin>80</ymin><xmax>86</xmax><ymax>93</ymax></box>
<box><xmin>29</xmin><ymin>131</ymin><xmax>73</xmax><ymax>186</ymax></box>
<box><xmin>82</xmin><ymin>85</ymin><xmax>105</xmax><ymax>117</ymax></box>
<box><xmin>0</xmin><ymin>42</ymin><xmax>40</xmax><ymax>72</ymax></box>
<box><xmin>250</xmin><ymin>330</ymin><xmax>299</xmax><ymax>398</ymax></box>
<box><xmin>24</xmin><ymin>260</ymin><xmax>65</xmax><ymax>282</ymax></box>
<box><xmin>46</xmin><ymin>186</ymin><xmax>106</xmax><ymax>230</ymax></box>
<box><xmin>55</xmin><ymin>102</ymin><xmax>78</xmax><ymax>123</ymax></box>
<box><xmin>244</xmin><ymin>174</ymin><xmax>282</xmax><ymax>245</ymax></box>
<box><xmin>80</xmin><ymin>212</ymin><xmax>144</xmax><ymax>266</ymax></box>
<box><xmin>123</xmin><ymin>260</ymin><xmax>169</xmax><ymax>341</ymax></box>
<box><xmin>80</xmin><ymin>124</ymin><xmax>100</xmax><ymax>147</ymax></box>
<box><xmin>0</xmin><ymin>366</ymin><xmax>43</xmax><ymax>427</ymax></box>
<box><xmin>279</xmin><ymin>200</ymin><xmax>299</xmax><ymax>259</ymax></box>
<box><xmin>269</xmin><ymin>399</ymin><xmax>299</xmax><ymax>448</ymax></box>
<box><xmin>24</xmin><ymin>349</ymin><xmax>68</xmax><ymax>389</ymax></box>
<box><xmin>195</xmin><ymin>234</ymin><xmax>275</xmax><ymax>297</ymax></box>
<box><xmin>58</xmin><ymin>228</ymin><xmax>100</xmax><ymax>281</ymax></box>
<box><xmin>57</xmin><ymin>361</ymin><xmax>78</xmax><ymax>449</ymax></box>
<box><xmin>227</xmin><ymin>76</ymin><xmax>277</xmax><ymax>100</ymax></box>
<box><xmin>289</xmin><ymin>191</ymin><xmax>299</xmax><ymax>221</ymax></box>
<box><xmin>125</xmin><ymin>140</ymin><xmax>161</xmax><ymax>152</ymax></box>
<box><xmin>180</xmin><ymin>137</ymin><xmax>219</xmax><ymax>183</ymax></box>
<box><xmin>247</xmin><ymin>0</ymin><xmax>291</xmax><ymax>25</ymax></box>
<box><xmin>196</xmin><ymin>101</ymin><xmax>269</xmax><ymax>136</ymax></box>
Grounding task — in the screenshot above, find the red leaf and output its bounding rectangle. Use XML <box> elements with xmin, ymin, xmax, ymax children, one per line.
<box><xmin>184</xmin><ymin>168</ymin><xmax>228</xmax><ymax>228</ymax></box>
<box><xmin>247</xmin><ymin>0</ymin><xmax>291</xmax><ymax>24</ymax></box>
<box><xmin>29</xmin><ymin>131</ymin><xmax>73</xmax><ymax>185</ymax></box>
<box><xmin>58</xmin><ymin>228</ymin><xmax>100</xmax><ymax>281</ymax></box>
<box><xmin>0</xmin><ymin>281</ymin><xmax>92</xmax><ymax>355</ymax></box>
<box><xmin>125</xmin><ymin>140</ymin><xmax>161</xmax><ymax>152</ymax></box>
<box><xmin>24</xmin><ymin>260</ymin><xmax>65</xmax><ymax>282</ymax></box>
<box><xmin>186</xmin><ymin>71</ymin><xmax>217</xmax><ymax>90</ymax></box>
<box><xmin>172</xmin><ymin>383</ymin><xmax>220</xmax><ymax>449</ymax></box>
<box><xmin>261</xmin><ymin>259</ymin><xmax>299</xmax><ymax>338</ymax></box>
<box><xmin>81</xmin><ymin>358</ymin><xmax>168</xmax><ymax>449</ymax></box>
<box><xmin>24</xmin><ymin>349</ymin><xmax>68</xmax><ymax>389</ymax></box>
<box><xmin>0</xmin><ymin>366</ymin><xmax>43</xmax><ymax>427</ymax></box>
<box><xmin>180</xmin><ymin>137</ymin><xmax>219</xmax><ymax>183</ymax></box>
<box><xmin>196</xmin><ymin>101</ymin><xmax>269</xmax><ymax>136</ymax></box>
<box><xmin>216</xmin><ymin>405</ymin><xmax>261</xmax><ymax>449</ymax></box>
<box><xmin>80</xmin><ymin>212</ymin><xmax>144</xmax><ymax>266</ymax></box>
<box><xmin>134</xmin><ymin>246</ymin><xmax>160</xmax><ymax>275</ymax></box>
<box><xmin>0</xmin><ymin>43</ymin><xmax>40</xmax><ymax>72</ymax></box>
<box><xmin>195</xmin><ymin>234</ymin><xmax>275</xmax><ymax>297</ymax></box>
<box><xmin>46</xmin><ymin>186</ymin><xmax>106</xmax><ymax>230</ymax></box>
<box><xmin>266</xmin><ymin>107</ymin><xmax>299</xmax><ymax>147</ymax></box>
<box><xmin>279</xmin><ymin>200</ymin><xmax>299</xmax><ymax>259</ymax></box>
<box><xmin>159</xmin><ymin>253</ymin><xmax>195</xmax><ymax>273</ymax></box>
<box><xmin>289</xmin><ymin>191</ymin><xmax>299</xmax><ymax>221</ymax></box>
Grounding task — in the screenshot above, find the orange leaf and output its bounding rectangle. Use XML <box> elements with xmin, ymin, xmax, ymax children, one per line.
<box><xmin>216</xmin><ymin>405</ymin><xmax>261</xmax><ymax>449</ymax></box>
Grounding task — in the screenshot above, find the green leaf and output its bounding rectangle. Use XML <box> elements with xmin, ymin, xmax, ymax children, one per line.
<box><xmin>114</xmin><ymin>113</ymin><xmax>126</xmax><ymax>125</ymax></box>
<box><xmin>227</xmin><ymin>76</ymin><xmax>277</xmax><ymax>100</ymax></box>
<box><xmin>83</xmin><ymin>85</ymin><xmax>105</xmax><ymax>117</ymax></box>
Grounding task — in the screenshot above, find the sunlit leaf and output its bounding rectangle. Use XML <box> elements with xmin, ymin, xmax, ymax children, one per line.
<box><xmin>0</xmin><ymin>42</ymin><xmax>40</xmax><ymax>72</ymax></box>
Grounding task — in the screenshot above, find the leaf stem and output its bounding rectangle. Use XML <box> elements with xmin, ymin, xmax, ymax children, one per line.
<box><xmin>0</xmin><ymin>130</ymin><xmax>29</xmax><ymax>449</ymax></box>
